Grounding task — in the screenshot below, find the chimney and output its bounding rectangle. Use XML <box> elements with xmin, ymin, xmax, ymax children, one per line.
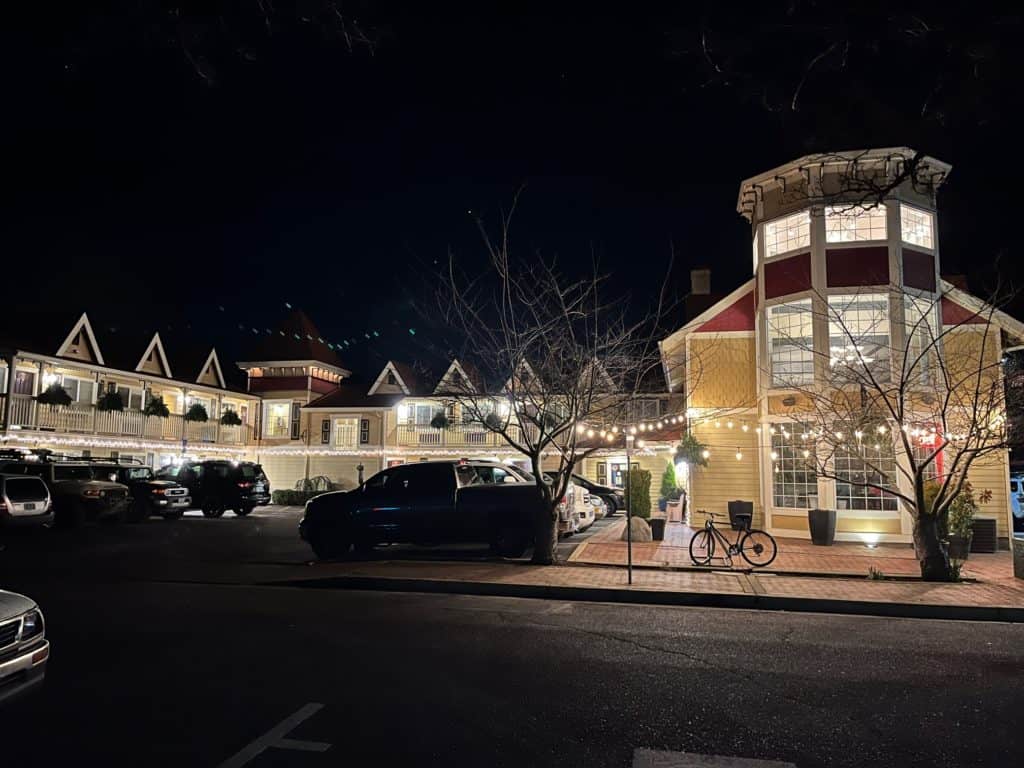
<box><xmin>690</xmin><ymin>267</ymin><xmax>711</xmax><ymax>296</ymax></box>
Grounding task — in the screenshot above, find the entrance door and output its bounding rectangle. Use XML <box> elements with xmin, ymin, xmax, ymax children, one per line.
<box><xmin>609</xmin><ymin>462</ymin><xmax>638</xmax><ymax>489</ymax></box>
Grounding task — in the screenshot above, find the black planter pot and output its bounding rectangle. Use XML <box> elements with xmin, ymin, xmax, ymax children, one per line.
<box><xmin>947</xmin><ymin>534</ymin><xmax>972</xmax><ymax>561</ymax></box>
<box><xmin>648</xmin><ymin>517</ymin><xmax>667</xmax><ymax>541</ymax></box>
<box><xmin>658</xmin><ymin>499</ymin><xmax>668</xmax><ymax>513</ymax></box>
<box><xmin>808</xmin><ymin>508</ymin><xmax>837</xmax><ymax>546</ymax></box>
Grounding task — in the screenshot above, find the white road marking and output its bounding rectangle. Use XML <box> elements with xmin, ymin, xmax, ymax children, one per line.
<box><xmin>217</xmin><ymin>703</ymin><xmax>331</xmax><ymax>768</ymax></box>
<box><xmin>633</xmin><ymin>749</ymin><xmax>796</xmax><ymax>768</ymax></box>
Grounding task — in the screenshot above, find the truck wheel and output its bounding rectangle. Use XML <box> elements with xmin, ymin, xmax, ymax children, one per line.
<box><xmin>128</xmin><ymin>498</ymin><xmax>149</xmax><ymax>523</ymax></box>
<box><xmin>605</xmin><ymin>497</ymin><xmax>617</xmax><ymax>514</ymax></box>
<box><xmin>202</xmin><ymin>499</ymin><xmax>225</xmax><ymax>518</ymax></box>
<box><xmin>162</xmin><ymin>508</ymin><xmax>184</xmax><ymax>520</ymax></box>
<box><xmin>235</xmin><ymin>505</ymin><xmax>254</xmax><ymax>517</ymax></box>
<box><xmin>311</xmin><ymin>533</ymin><xmax>351</xmax><ymax>561</ymax></box>
<box><xmin>493</xmin><ymin>527</ymin><xmax>527</xmax><ymax>558</ymax></box>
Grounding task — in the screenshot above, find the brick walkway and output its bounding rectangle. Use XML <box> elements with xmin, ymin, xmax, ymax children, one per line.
<box><xmin>290</xmin><ymin>557</ymin><xmax>1024</xmax><ymax>612</ymax></box>
<box><xmin>568</xmin><ymin>518</ymin><xmax>1014</xmax><ymax>582</ymax></box>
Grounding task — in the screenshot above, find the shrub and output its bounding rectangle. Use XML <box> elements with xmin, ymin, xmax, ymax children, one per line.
<box><xmin>220</xmin><ymin>409</ymin><xmax>243</xmax><ymax>426</ymax></box>
<box><xmin>144</xmin><ymin>395</ymin><xmax>170</xmax><ymax>418</ymax></box>
<box><xmin>625</xmin><ymin>468</ymin><xmax>651</xmax><ymax>519</ymax></box>
<box><xmin>37</xmin><ymin>382</ymin><xmax>72</xmax><ymax>407</ymax></box>
<box><xmin>659</xmin><ymin>461</ymin><xmax>677</xmax><ymax>502</ymax></box>
<box><xmin>295</xmin><ymin>476</ymin><xmax>336</xmax><ymax>492</ymax></box>
<box><xmin>948</xmin><ymin>481</ymin><xmax>990</xmax><ymax>540</ymax></box>
<box><xmin>430</xmin><ymin>411</ymin><xmax>451</xmax><ymax>429</ymax></box>
<box><xmin>97</xmin><ymin>390</ymin><xmax>124</xmax><ymax>412</ymax></box>
<box><xmin>272</xmin><ymin>489</ymin><xmax>324</xmax><ymax>506</ymax></box>
<box><xmin>184</xmin><ymin>403</ymin><xmax>209</xmax><ymax>422</ymax></box>
<box><xmin>484</xmin><ymin>413</ymin><xmax>503</xmax><ymax>430</ymax></box>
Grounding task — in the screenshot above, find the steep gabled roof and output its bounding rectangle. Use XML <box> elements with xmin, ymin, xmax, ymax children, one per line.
<box><xmin>940</xmin><ymin>280</ymin><xmax>1024</xmax><ymax>342</ymax></box>
<box><xmin>56</xmin><ymin>312</ymin><xmax>105</xmax><ymax>365</ymax></box>
<box><xmin>368</xmin><ymin>360</ymin><xmax>420</xmax><ymax>395</ymax></box>
<box><xmin>306</xmin><ymin>379</ymin><xmax>406</xmax><ymax>409</ymax></box>
<box><xmin>135</xmin><ymin>332</ymin><xmax>173</xmax><ymax>377</ymax></box>
<box><xmin>241</xmin><ymin>309</ymin><xmax>346</xmax><ymax>369</ymax></box>
<box><xmin>433</xmin><ymin>358</ymin><xmax>481</xmax><ymax>394</ymax></box>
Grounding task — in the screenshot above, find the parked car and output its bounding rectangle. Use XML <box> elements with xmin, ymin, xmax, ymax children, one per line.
<box><xmin>571</xmin><ymin>473</ymin><xmax>625</xmax><ymax>515</ymax></box>
<box><xmin>0</xmin><ymin>474</ymin><xmax>53</xmax><ymax>528</ymax></box>
<box><xmin>590</xmin><ymin>494</ymin><xmax>608</xmax><ymax>521</ymax></box>
<box><xmin>91</xmin><ymin>462</ymin><xmax>190</xmax><ymax>522</ymax></box>
<box><xmin>0</xmin><ymin>459</ymin><xmax>130</xmax><ymax>527</ymax></box>
<box><xmin>0</xmin><ymin>589</ymin><xmax>49</xmax><ymax>704</ymax></box>
<box><xmin>1011</xmin><ymin>475</ymin><xmax>1024</xmax><ymax>531</ymax></box>
<box><xmin>157</xmin><ymin>460</ymin><xmax>270</xmax><ymax>517</ymax></box>
<box><xmin>299</xmin><ymin>460</ymin><xmax>546</xmax><ymax>559</ymax></box>
<box><xmin>518</xmin><ymin>470</ymin><xmax>591</xmax><ymax>536</ymax></box>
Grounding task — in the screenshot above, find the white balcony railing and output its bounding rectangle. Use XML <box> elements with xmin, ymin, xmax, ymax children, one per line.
<box><xmin>395</xmin><ymin>423</ymin><xmax>510</xmax><ymax>448</ymax></box>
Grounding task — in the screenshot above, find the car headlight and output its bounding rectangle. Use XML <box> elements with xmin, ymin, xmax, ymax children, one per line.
<box><xmin>21</xmin><ymin>609</ymin><xmax>44</xmax><ymax>640</ymax></box>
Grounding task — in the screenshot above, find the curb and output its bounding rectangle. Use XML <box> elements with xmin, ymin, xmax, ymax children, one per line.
<box><xmin>266</xmin><ymin>573</ymin><xmax>1024</xmax><ymax>623</ymax></box>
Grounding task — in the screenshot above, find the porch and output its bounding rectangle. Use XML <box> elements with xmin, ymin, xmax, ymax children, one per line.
<box><xmin>394</xmin><ymin>423</ymin><xmax>522</xmax><ymax>448</ymax></box>
<box><xmin>568</xmin><ymin>518</ymin><xmax>1013</xmax><ymax>581</ymax></box>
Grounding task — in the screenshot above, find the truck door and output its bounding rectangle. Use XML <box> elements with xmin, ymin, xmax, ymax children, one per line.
<box><xmin>395</xmin><ymin>463</ymin><xmax>457</xmax><ymax>543</ymax></box>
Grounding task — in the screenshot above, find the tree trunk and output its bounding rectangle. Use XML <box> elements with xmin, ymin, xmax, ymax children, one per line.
<box><xmin>530</xmin><ymin>504</ymin><xmax>559</xmax><ymax>565</ymax></box>
<box><xmin>913</xmin><ymin>514</ymin><xmax>953</xmax><ymax>581</ymax></box>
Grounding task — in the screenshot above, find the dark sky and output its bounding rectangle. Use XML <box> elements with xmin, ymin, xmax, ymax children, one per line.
<box><xmin>9</xmin><ymin>3</ymin><xmax>1023</xmax><ymax>375</ymax></box>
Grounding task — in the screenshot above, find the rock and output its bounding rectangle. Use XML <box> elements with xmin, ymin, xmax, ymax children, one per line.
<box><xmin>621</xmin><ymin>517</ymin><xmax>653</xmax><ymax>542</ymax></box>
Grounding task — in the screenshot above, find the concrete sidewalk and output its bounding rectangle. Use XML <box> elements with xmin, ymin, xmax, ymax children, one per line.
<box><xmin>269</xmin><ymin>557</ymin><xmax>1024</xmax><ymax>622</ymax></box>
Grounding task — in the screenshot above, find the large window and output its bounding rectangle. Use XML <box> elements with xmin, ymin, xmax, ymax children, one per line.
<box><xmin>904</xmin><ymin>296</ymin><xmax>938</xmax><ymax>383</ymax></box>
<box><xmin>113</xmin><ymin>383</ymin><xmax>143</xmax><ymax>410</ymax></box>
<box><xmin>834</xmin><ymin>439</ymin><xmax>898</xmax><ymax>511</ymax></box>
<box><xmin>263</xmin><ymin>401</ymin><xmax>291</xmax><ymax>438</ymax></box>
<box><xmin>828</xmin><ymin>293</ymin><xmax>891</xmax><ymax>382</ymax></box>
<box><xmin>334</xmin><ymin>417</ymin><xmax>359</xmax><ymax>447</ymax></box>
<box><xmin>764</xmin><ymin>210</ymin><xmax>811</xmax><ymax>258</ymax></box>
<box><xmin>61</xmin><ymin>376</ymin><xmax>95</xmax><ymax>404</ymax></box>
<box><xmin>900</xmin><ymin>204</ymin><xmax>934</xmax><ymax>249</ymax></box>
<box><xmin>825</xmin><ymin>203</ymin><xmax>887</xmax><ymax>243</ymax></box>
<box><xmin>767</xmin><ymin>299</ymin><xmax>814</xmax><ymax>386</ymax></box>
<box><xmin>770</xmin><ymin>425</ymin><xmax>817</xmax><ymax>509</ymax></box>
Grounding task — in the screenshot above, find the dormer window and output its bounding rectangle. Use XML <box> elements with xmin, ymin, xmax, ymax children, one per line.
<box><xmin>386</xmin><ymin>371</ymin><xmax>397</xmax><ymax>385</ymax></box>
<box><xmin>825</xmin><ymin>203</ymin><xmax>887</xmax><ymax>243</ymax></box>
<box><xmin>451</xmin><ymin>371</ymin><xmax>463</xmax><ymax>387</ymax></box>
<box><xmin>900</xmin><ymin>204</ymin><xmax>934</xmax><ymax>250</ymax></box>
<box><xmin>763</xmin><ymin>210</ymin><xmax>810</xmax><ymax>258</ymax></box>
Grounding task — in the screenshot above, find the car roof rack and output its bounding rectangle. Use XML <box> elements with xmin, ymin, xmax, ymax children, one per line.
<box><xmin>18</xmin><ymin>452</ymin><xmax>146</xmax><ymax>466</ymax></box>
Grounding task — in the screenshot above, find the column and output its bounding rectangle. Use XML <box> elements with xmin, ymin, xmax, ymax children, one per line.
<box><xmin>2</xmin><ymin>354</ymin><xmax>16</xmax><ymax>432</ymax></box>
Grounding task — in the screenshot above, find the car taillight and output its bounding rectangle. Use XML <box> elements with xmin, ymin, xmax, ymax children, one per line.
<box><xmin>237</xmin><ymin>481</ymin><xmax>252</xmax><ymax>489</ymax></box>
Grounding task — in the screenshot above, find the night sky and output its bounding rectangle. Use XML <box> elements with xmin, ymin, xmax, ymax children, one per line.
<box><xmin>9</xmin><ymin>3</ymin><xmax>1023</xmax><ymax>375</ymax></box>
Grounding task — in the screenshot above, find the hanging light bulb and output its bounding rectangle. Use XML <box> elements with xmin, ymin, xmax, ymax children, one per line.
<box><xmin>606</xmin><ymin>433</ymin><xmax>615</xmax><ymax>442</ymax></box>
<box><xmin>576</xmin><ymin>424</ymin><xmax>585</xmax><ymax>434</ymax></box>
<box><xmin>755</xmin><ymin>427</ymin><xmax>762</xmax><ymax>434</ymax></box>
<box><xmin>877</xmin><ymin>425</ymin><xmax>887</xmax><ymax>434</ymax></box>
<box><xmin>612</xmin><ymin>425</ymin><xmax>619</xmax><ymax>433</ymax></box>
<box><xmin>768</xmin><ymin>426</ymin><xmax>776</xmax><ymax>435</ymax></box>
<box><xmin>599</xmin><ymin>430</ymin><xmax>606</xmax><ymax>438</ymax></box>
<box><xmin>629</xmin><ymin>426</ymin><xmax>637</xmax><ymax>435</ymax></box>
<box><xmin>657</xmin><ymin>421</ymin><xmax>664</xmax><ymax>429</ymax></box>
<box><xmin>854</xmin><ymin>430</ymin><xmax>863</xmax><ymax>439</ymax></box>
<box><xmin>636</xmin><ymin>439</ymin><xmax>646</xmax><ymax>448</ymax></box>
<box><xmin>735</xmin><ymin>449</ymin><xmax>742</xmax><ymax>460</ymax></box>
<box><xmin>586</xmin><ymin>429</ymin><xmax>595</xmax><ymax>438</ymax></box>
<box><xmin>800</xmin><ymin>432</ymin><xmax>808</xmax><ymax>441</ymax></box>
<box><xmin>701</xmin><ymin>449</ymin><xmax>710</xmax><ymax>460</ymax></box>
<box><xmin>774</xmin><ymin>465</ymin><xmax>779</xmax><ymax>473</ymax></box>
<box><xmin>835</xmin><ymin>431</ymin><xmax>843</xmax><ymax>440</ymax></box>
<box><xmin>727</xmin><ymin>420</ymin><xmax>734</xmax><ymax>429</ymax></box>
<box><xmin>802</xmin><ymin>449</ymin><xmax>810</xmax><ymax>458</ymax></box>
<box><xmin>715</xmin><ymin>421</ymin><xmax>721</xmax><ymax>428</ymax></box>
<box><xmin>770</xmin><ymin>451</ymin><xmax>778</xmax><ymax>461</ymax></box>
<box><xmin>741</xmin><ymin>424</ymin><xmax>749</xmax><ymax>433</ymax></box>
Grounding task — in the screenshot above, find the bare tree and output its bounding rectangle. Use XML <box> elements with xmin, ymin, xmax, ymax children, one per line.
<box><xmin>435</xmin><ymin>205</ymin><xmax>676</xmax><ymax>564</ymax></box>
<box><xmin>765</xmin><ymin>283</ymin><xmax>1014</xmax><ymax>580</ymax></box>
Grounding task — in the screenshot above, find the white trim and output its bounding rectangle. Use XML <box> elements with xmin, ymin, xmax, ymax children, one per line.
<box><xmin>503</xmin><ymin>359</ymin><xmax>540</xmax><ymax>392</ymax></box>
<box><xmin>940</xmin><ymin>280</ymin><xmax>1024</xmax><ymax>341</ymax></box>
<box><xmin>236</xmin><ymin>360</ymin><xmax>351</xmax><ymax>377</ymax></box>
<box><xmin>661</xmin><ymin>279</ymin><xmax>757</xmax><ymax>343</ymax></box>
<box><xmin>197</xmin><ymin>348</ymin><xmax>226</xmax><ymax>388</ymax></box>
<box><xmin>368</xmin><ymin>361</ymin><xmax>410</xmax><ymax>395</ymax></box>
<box><xmin>434</xmin><ymin>359</ymin><xmax>477</xmax><ymax>394</ymax></box>
<box><xmin>135</xmin><ymin>332</ymin><xmax>172</xmax><ymax>377</ymax></box>
<box><xmin>56</xmin><ymin>312</ymin><xmax>105</xmax><ymax>365</ymax></box>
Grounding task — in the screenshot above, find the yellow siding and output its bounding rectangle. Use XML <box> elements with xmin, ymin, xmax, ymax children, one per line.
<box><xmin>836</xmin><ymin>517</ymin><xmax>902</xmax><ymax>534</ymax></box>
<box><xmin>139</xmin><ymin>353</ymin><xmax>164</xmax><ymax>375</ymax></box>
<box><xmin>688</xmin><ymin>422</ymin><xmax>762</xmax><ymax>528</ymax></box>
<box><xmin>966</xmin><ymin>451</ymin><xmax>1012</xmax><ymax>540</ymax></box>
<box><xmin>197</xmin><ymin>365</ymin><xmax>219</xmax><ymax>387</ymax></box>
<box><xmin>308</xmin><ymin>456</ymin><xmax>380</xmax><ymax>489</ymax></box>
<box><xmin>258</xmin><ymin>455</ymin><xmax>307</xmax><ymax>493</ymax></box>
<box><xmin>687</xmin><ymin>336</ymin><xmax>757</xmax><ymax>410</ymax></box>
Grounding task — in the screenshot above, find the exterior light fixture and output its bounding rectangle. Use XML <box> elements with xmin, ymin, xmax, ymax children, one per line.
<box><xmin>657</xmin><ymin>421</ymin><xmax>663</xmax><ymax>429</ymax></box>
<box><xmin>612</xmin><ymin>426</ymin><xmax>619</xmax><ymax>433</ymax></box>
<box><xmin>727</xmin><ymin>421</ymin><xmax>734</xmax><ymax>429</ymax></box>
<box><xmin>636</xmin><ymin>439</ymin><xmax>646</xmax><ymax>448</ymax></box>
<box><xmin>802</xmin><ymin>449</ymin><xmax>810</xmax><ymax>458</ymax></box>
<box><xmin>877</xmin><ymin>425</ymin><xmax>887</xmax><ymax>434</ymax></box>
<box><xmin>715</xmin><ymin>421</ymin><xmax>721</xmax><ymax>428</ymax></box>
<box><xmin>770</xmin><ymin>451</ymin><xmax>778</xmax><ymax>461</ymax></box>
<box><xmin>606</xmin><ymin>433</ymin><xmax>615</xmax><ymax>442</ymax></box>
<box><xmin>835</xmin><ymin>431</ymin><xmax>843</xmax><ymax>440</ymax></box>
<box><xmin>734</xmin><ymin>449</ymin><xmax>742</xmax><ymax>460</ymax></box>
<box><xmin>629</xmin><ymin>426</ymin><xmax>637</xmax><ymax>435</ymax></box>
<box><xmin>741</xmin><ymin>424</ymin><xmax>749</xmax><ymax>432</ymax></box>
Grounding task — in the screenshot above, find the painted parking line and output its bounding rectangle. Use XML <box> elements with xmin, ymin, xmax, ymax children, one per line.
<box><xmin>217</xmin><ymin>703</ymin><xmax>331</xmax><ymax>768</ymax></box>
<box><xmin>633</xmin><ymin>749</ymin><xmax>796</xmax><ymax>768</ymax></box>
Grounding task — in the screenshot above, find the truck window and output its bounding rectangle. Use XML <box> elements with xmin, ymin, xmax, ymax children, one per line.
<box><xmin>393</xmin><ymin>464</ymin><xmax>453</xmax><ymax>493</ymax></box>
<box><xmin>474</xmin><ymin>466</ymin><xmax>520</xmax><ymax>485</ymax></box>
<box><xmin>456</xmin><ymin>465</ymin><xmax>479</xmax><ymax>486</ymax></box>
<box><xmin>53</xmin><ymin>466</ymin><xmax>95</xmax><ymax>481</ymax></box>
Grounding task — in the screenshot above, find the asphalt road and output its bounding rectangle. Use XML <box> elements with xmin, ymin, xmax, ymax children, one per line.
<box><xmin>1</xmin><ymin>508</ymin><xmax>1023</xmax><ymax>767</ymax></box>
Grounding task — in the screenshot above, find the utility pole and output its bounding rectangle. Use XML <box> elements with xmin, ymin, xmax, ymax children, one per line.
<box><xmin>625</xmin><ymin>432</ymin><xmax>634</xmax><ymax>585</ymax></box>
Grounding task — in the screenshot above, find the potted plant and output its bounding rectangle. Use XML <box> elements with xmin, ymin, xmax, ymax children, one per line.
<box><xmin>144</xmin><ymin>395</ymin><xmax>170</xmax><ymax>419</ymax></box>
<box><xmin>658</xmin><ymin>462</ymin><xmax>677</xmax><ymax>513</ymax></box>
<box><xmin>220</xmin><ymin>409</ymin><xmax>243</xmax><ymax>426</ymax></box>
<box><xmin>36</xmin><ymin>382</ymin><xmax>71</xmax><ymax>408</ymax></box>
<box><xmin>184</xmin><ymin>402</ymin><xmax>209</xmax><ymax>422</ymax></box>
<box><xmin>97</xmin><ymin>390</ymin><xmax>124</xmax><ymax>412</ymax></box>
<box><xmin>430</xmin><ymin>411</ymin><xmax>451</xmax><ymax>430</ymax></box>
<box><xmin>947</xmin><ymin>482</ymin><xmax>991</xmax><ymax>561</ymax></box>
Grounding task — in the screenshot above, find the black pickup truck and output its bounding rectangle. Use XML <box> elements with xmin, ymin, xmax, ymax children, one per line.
<box><xmin>299</xmin><ymin>460</ymin><xmax>545</xmax><ymax>560</ymax></box>
<box><xmin>91</xmin><ymin>463</ymin><xmax>190</xmax><ymax>522</ymax></box>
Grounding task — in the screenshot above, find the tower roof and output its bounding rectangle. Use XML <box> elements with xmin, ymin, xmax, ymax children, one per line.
<box><xmin>239</xmin><ymin>309</ymin><xmax>347</xmax><ymax>371</ymax></box>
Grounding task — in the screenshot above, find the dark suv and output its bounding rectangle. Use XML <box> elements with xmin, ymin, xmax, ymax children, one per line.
<box><xmin>157</xmin><ymin>460</ymin><xmax>269</xmax><ymax>517</ymax></box>
<box><xmin>571</xmin><ymin>474</ymin><xmax>625</xmax><ymax>515</ymax></box>
<box><xmin>90</xmin><ymin>462</ymin><xmax>190</xmax><ymax>522</ymax></box>
<box><xmin>0</xmin><ymin>460</ymin><xmax>130</xmax><ymax>527</ymax></box>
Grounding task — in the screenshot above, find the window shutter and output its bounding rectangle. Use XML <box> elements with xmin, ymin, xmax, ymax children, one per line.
<box><xmin>290</xmin><ymin>402</ymin><xmax>300</xmax><ymax>440</ymax></box>
<box><xmin>321</xmin><ymin>419</ymin><xmax>331</xmax><ymax>444</ymax></box>
<box><xmin>596</xmin><ymin>461</ymin><xmax>607</xmax><ymax>485</ymax></box>
<box><xmin>359</xmin><ymin>418</ymin><xmax>370</xmax><ymax>444</ymax></box>
<box><xmin>254</xmin><ymin>404</ymin><xmax>262</xmax><ymax>438</ymax></box>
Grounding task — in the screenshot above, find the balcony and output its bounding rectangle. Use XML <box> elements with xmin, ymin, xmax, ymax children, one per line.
<box><xmin>395</xmin><ymin>423</ymin><xmax>513</xmax><ymax>448</ymax></box>
<box><xmin>1</xmin><ymin>394</ymin><xmax>252</xmax><ymax>446</ymax></box>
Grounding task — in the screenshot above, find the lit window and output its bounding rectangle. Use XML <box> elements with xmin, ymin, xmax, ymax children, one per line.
<box><xmin>904</xmin><ymin>296</ymin><xmax>938</xmax><ymax>384</ymax></box>
<box><xmin>263</xmin><ymin>401</ymin><xmax>291</xmax><ymax>438</ymax></box>
<box><xmin>834</xmin><ymin>438</ymin><xmax>898</xmax><ymax>511</ymax></box>
<box><xmin>767</xmin><ymin>299</ymin><xmax>814</xmax><ymax>386</ymax></box>
<box><xmin>825</xmin><ymin>203</ymin><xmax>887</xmax><ymax>243</ymax></box>
<box><xmin>334</xmin><ymin>417</ymin><xmax>359</xmax><ymax>447</ymax></box>
<box><xmin>752</xmin><ymin>229</ymin><xmax>759</xmax><ymax>273</ymax></box>
<box><xmin>900</xmin><ymin>205</ymin><xmax>934</xmax><ymax>249</ymax></box>
<box><xmin>828</xmin><ymin>294</ymin><xmax>890</xmax><ymax>382</ymax></box>
<box><xmin>770</xmin><ymin>425</ymin><xmax>817</xmax><ymax>508</ymax></box>
<box><xmin>764</xmin><ymin>210</ymin><xmax>810</xmax><ymax>258</ymax></box>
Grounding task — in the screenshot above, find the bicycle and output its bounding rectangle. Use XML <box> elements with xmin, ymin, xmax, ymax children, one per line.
<box><xmin>689</xmin><ymin>511</ymin><xmax>778</xmax><ymax>568</ymax></box>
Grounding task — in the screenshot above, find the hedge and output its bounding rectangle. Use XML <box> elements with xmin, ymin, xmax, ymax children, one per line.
<box><xmin>272</xmin><ymin>489</ymin><xmax>325</xmax><ymax>506</ymax></box>
<box><xmin>625</xmin><ymin>468</ymin><xmax>652</xmax><ymax>519</ymax></box>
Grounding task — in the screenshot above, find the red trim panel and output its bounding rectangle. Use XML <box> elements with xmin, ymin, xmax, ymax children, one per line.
<box><xmin>902</xmin><ymin>248</ymin><xmax>936</xmax><ymax>292</ymax></box>
<box><xmin>695</xmin><ymin>291</ymin><xmax>756</xmax><ymax>332</ymax></box>
<box><xmin>248</xmin><ymin>376</ymin><xmax>308</xmax><ymax>393</ymax></box>
<box><xmin>941</xmin><ymin>296</ymin><xmax>987</xmax><ymax>325</ymax></box>
<box><xmin>826</xmin><ymin>246</ymin><xmax>889</xmax><ymax>287</ymax></box>
<box><xmin>764</xmin><ymin>252</ymin><xmax>812</xmax><ymax>299</ymax></box>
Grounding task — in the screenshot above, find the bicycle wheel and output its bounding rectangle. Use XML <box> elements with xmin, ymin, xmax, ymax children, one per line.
<box><xmin>689</xmin><ymin>529</ymin><xmax>715</xmax><ymax>565</ymax></box>
<box><xmin>739</xmin><ymin>529</ymin><xmax>777</xmax><ymax>567</ymax></box>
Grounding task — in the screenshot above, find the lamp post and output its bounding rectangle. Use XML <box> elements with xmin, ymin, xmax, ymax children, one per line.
<box><xmin>625</xmin><ymin>432</ymin><xmax>634</xmax><ymax>585</ymax></box>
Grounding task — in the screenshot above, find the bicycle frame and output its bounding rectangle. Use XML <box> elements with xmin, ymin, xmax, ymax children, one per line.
<box><xmin>702</xmin><ymin>517</ymin><xmax>745</xmax><ymax>565</ymax></box>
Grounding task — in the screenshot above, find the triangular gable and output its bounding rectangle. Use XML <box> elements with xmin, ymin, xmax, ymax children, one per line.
<box><xmin>368</xmin><ymin>361</ymin><xmax>411</xmax><ymax>395</ymax></box>
<box><xmin>197</xmin><ymin>349</ymin><xmax>226</xmax><ymax>388</ymax></box>
<box><xmin>503</xmin><ymin>360</ymin><xmax>539</xmax><ymax>392</ymax></box>
<box><xmin>580</xmin><ymin>358</ymin><xmax>617</xmax><ymax>392</ymax></box>
<box><xmin>939</xmin><ymin>280</ymin><xmax>1024</xmax><ymax>342</ymax></box>
<box><xmin>663</xmin><ymin>279</ymin><xmax>757</xmax><ymax>344</ymax></box>
<box><xmin>56</xmin><ymin>312</ymin><xmax>105</xmax><ymax>365</ymax></box>
<box><xmin>135</xmin><ymin>332</ymin><xmax>172</xmax><ymax>377</ymax></box>
<box><xmin>434</xmin><ymin>359</ymin><xmax>477</xmax><ymax>394</ymax></box>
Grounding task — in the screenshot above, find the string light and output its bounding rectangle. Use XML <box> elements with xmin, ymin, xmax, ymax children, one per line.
<box><xmin>770</xmin><ymin>451</ymin><xmax>778</xmax><ymax>461</ymax></box>
<box><xmin>741</xmin><ymin>424</ymin><xmax>749</xmax><ymax>432</ymax></box>
<box><xmin>734</xmin><ymin>449</ymin><xmax>742</xmax><ymax>460</ymax></box>
<box><xmin>586</xmin><ymin>429</ymin><xmax>594</xmax><ymax>438</ymax></box>
<box><xmin>701</xmin><ymin>449</ymin><xmax>710</xmax><ymax>460</ymax></box>
<box><xmin>726</xmin><ymin>421</ymin><xmax>734</xmax><ymax>429</ymax></box>
<box><xmin>636</xmin><ymin>439</ymin><xmax>646</xmax><ymax>448</ymax></box>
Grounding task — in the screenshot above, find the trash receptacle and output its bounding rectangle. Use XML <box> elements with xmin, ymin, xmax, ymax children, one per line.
<box><xmin>808</xmin><ymin>508</ymin><xmax>836</xmax><ymax>546</ymax></box>
<box><xmin>727</xmin><ymin>500</ymin><xmax>753</xmax><ymax>531</ymax></box>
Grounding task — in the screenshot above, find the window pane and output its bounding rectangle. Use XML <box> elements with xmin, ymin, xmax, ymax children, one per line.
<box><xmin>825</xmin><ymin>204</ymin><xmax>887</xmax><ymax>243</ymax></box>
<box><xmin>900</xmin><ymin>205</ymin><xmax>934</xmax><ymax>249</ymax></box>
<box><xmin>334</xmin><ymin>417</ymin><xmax>359</xmax><ymax>447</ymax></box>
<box><xmin>828</xmin><ymin>294</ymin><xmax>890</xmax><ymax>383</ymax></box>
<box><xmin>764</xmin><ymin>210</ymin><xmax>811</xmax><ymax>258</ymax></box>
<box><xmin>833</xmin><ymin>436</ymin><xmax>898</xmax><ymax>511</ymax></box>
<box><xmin>767</xmin><ymin>299</ymin><xmax>814</xmax><ymax>386</ymax></box>
<box><xmin>770</xmin><ymin>424</ymin><xmax>817</xmax><ymax>509</ymax></box>
<box><xmin>904</xmin><ymin>296</ymin><xmax>937</xmax><ymax>384</ymax></box>
<box><xmin>264</xmin><ymin>402</ymin><xmax>291</xmax><ymax>437</ymax></box>
<box><xmin>752</xmin><ymin>230</ymin><xmax>759</xmax><ymax>273</ymax></box>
